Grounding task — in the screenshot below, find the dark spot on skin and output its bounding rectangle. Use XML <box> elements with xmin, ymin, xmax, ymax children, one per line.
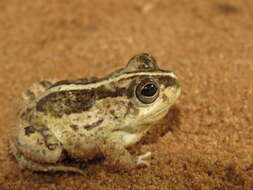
<box><xmin>20</xmin><ymin>107</ymin><xmax>33</xmax><ymax>120</ymax></box>
<box><xmin>157</xmin><ymin>75</ymin><xmax>178</xmax><ymax>88</ymax></box>
<box><xmin>216</xmin><ymin>3</ymin><xmax>239</xmax><ymax>15</ymax></box>
<box><xmin>26</xmin><ymin>107</ymin><xmax>32</xmax><ymax>114</ymax></box>
<box><xmin>69</xmin><ymin>124</ymin><xmax>79</xmax><ymax>131</ymax></box>
<box><xmin>110</xmin><ymin>109</ymin><xmax>118</xmax><ymax>119</ymax></box>
<box><xmin>162</xmin><ymin>94</ymin><xmax>168</xmax><ymax>101</ymax></box>
<box><xmin>36</xmin><ymin>139</ymin><xmax>44</xmax><ymax>146</ymax></box>
<box><xmin>123</xmin><ymin>101</ymin><xmax>138</xmax><ymax>118</ymax></box>
<box><xmin>83</xmin><ymin>119</ymin><xmax>104</xmax><ymax>130</ymax></box>
<box><xmin>24</xmin><ymin>126</ymin><xmax>35</xmax><ymax>136</ymax></box>
<box><xmin>26</xmin><ymin>90</ymin><xmax>36</xmax><ymax>100</ymax></box>
<box><xmin>39</xmin><ymin>80</ymin><xmax>53</xmax><ymax>88</ymax></box>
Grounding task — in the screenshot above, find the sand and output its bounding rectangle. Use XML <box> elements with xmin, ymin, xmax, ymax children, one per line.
<box><xmin>0</xmin><ymin>0</ymin><xmax>252</xmax><ymax>189</ymax></box>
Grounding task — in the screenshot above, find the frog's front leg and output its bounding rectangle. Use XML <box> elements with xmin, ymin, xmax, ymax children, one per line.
<box><xmin>99</xmin><ymin>138</ymin><xmax>151</xmax><ymax>170</ymax></box>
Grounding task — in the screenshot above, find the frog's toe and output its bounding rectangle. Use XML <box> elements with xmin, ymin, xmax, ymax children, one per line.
<box><xmin>136</xmin><ymin>152</ymin><xmax>152</xmax><ymax>167</ymax></box>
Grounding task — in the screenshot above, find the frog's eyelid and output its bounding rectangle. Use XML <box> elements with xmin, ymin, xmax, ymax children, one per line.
<box><xmin>127</xmin><ymin>53</ymin><xmax>157</xmax><ymax>69</ymax></box>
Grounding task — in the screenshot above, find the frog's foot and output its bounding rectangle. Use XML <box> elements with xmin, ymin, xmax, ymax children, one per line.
<box><xmin>136</xmin><ymin>152</ymin><xmax>152</xmax><ymax>167</ymax></box>
<box><xmin>10</xmin><ymin>140</ymin><xmax>85</xmax><ymax>176</ymax></box>
<box><xmin>100</xmin><ymin>138</ymin><xmax>153</xmax><ymax>170</ymax></box>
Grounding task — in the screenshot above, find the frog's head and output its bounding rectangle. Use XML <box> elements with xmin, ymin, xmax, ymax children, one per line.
<box><xmin>111</xmin><ymin>53</ymin><xmax>181</xmax><ymax>130</ymax></box>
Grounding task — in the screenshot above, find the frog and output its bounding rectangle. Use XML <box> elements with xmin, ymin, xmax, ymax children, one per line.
<box><xmin>9</xmin><ymin>53</ymin><xmax>181</xmax><ymax>175</ymax></box>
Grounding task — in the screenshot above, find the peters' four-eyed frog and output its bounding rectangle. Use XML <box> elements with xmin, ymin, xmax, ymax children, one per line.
<box><xmin>10</xmin><ymin>53</ymin><xmax>181</xmax><ymax>174</ymax></box>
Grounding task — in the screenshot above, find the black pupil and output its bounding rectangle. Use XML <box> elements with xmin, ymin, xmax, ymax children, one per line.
<box><xmin>141</xmin><ymin>83</ymin><xmax>157</xmax><ymax>97</ymax></box>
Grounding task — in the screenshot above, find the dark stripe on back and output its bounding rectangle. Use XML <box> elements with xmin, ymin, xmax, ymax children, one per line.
<box><xmin>83</xmin><ymin>119</ymin><xmax>104</xmax><ymax>130</ymax></box>
<box><xmin>156</xmin><ymin>75</ymin><xmax>177</xmax><ymax>88</ymax></box>
<box><xmin>36</xmin><ymin>86</ymin><xmax>129</xmax><ymax>117</ymax></box>
<box><xmin>49</xmin><ymin>77</ymin><xmax>99</xmax><ymax>89</ymax></box>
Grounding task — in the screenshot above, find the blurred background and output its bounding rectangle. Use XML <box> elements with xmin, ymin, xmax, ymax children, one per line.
<box><xmin>0</xmin><ymin>0</ymin><xmax>252</xmax><ymax>189</ymax></box>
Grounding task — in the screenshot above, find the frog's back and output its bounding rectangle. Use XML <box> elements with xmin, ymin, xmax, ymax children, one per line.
<box><xmin>19</xmin><ymin>77</ymin><xmax>98</xmax><ymax>117</ymax></box>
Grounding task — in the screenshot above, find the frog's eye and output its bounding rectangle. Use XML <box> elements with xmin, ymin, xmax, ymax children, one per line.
<box><xmin>136</xmin><ymin>79</ymin><xmax>160</xmax><ymax>104</ymax></box>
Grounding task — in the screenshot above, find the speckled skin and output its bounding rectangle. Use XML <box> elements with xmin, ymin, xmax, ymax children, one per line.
<box><xmin>10</xmin><ymin>53</ymin><xmax>181</xmax><ymax>175</ymax></box>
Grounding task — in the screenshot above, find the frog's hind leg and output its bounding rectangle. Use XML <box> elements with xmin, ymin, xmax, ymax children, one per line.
<box><xmin>10</xmin><ymin>123</ymin><xmax>85</xmax><ymax>175</ymax></box>
<box><xmin>21</xmin><ymin>79</ymin><xmax>57</xmax><ymax>107</ymax></box>
<box><xmin>10</xmin><ymin>141</ymin><xmax>85</xmax><ymax>175</ymax></box>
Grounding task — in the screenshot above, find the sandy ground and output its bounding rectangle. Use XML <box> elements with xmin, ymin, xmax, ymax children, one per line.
<box><xmin>0</xmin><ymin>0</ymin><xmax>252</xmax><ymax>189</ymax></box>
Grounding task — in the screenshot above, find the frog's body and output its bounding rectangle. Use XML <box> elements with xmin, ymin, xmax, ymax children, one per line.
<box><xmin>10</xmin><ymin>53</ymin><xmax>181</xmax><ymax>174</ymax></box>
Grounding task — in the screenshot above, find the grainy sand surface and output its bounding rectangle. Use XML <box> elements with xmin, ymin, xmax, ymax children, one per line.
<box><xmin>0</xmin><ymin>0</ymin><xmax>252</xmax><ymax>189</ymax></box>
